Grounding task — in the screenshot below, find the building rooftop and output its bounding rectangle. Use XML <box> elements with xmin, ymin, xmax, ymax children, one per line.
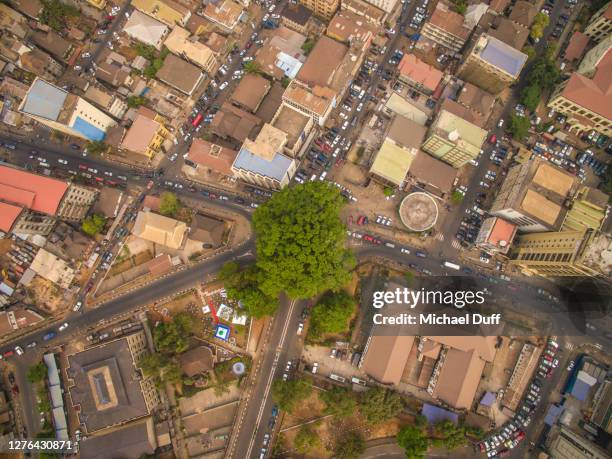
<box><xmin>431</xmin><ymin>108</ymin><xmax>488</xmax><ymax>151</ymax></box>
<box><xmin>283</xmin><ymin>80</ymin><xmax>334</xmax><ymax>116</ymax></box>
<box><xmin>341</xmin><ymin>0</ymin><xmax>385</xmax><ymax>23</ymax></box>
<box><xmin>9</xmin><ymin>0</ymin><xmax>42</xmax><ymax>19</ymax></box>
<box><xmin>488</xmin><ymin>16</ymin><xmax>529</xmax><ymax>50</ymax></box>
<box><xmin>156</xmin><ymin>54</ymin><xmax>203</xmax><ymax>95</ymax></box>
<box><xmin>132</xmin><ymin>211</ymin><xmax>187</xmax><ymax>249</ymax></box>
<box><xmin>327</xmin><ymin>9</ymin><xmax>377</xmax><ymax>43</ymax></box>
<box><xmin>477</xmin><ymin>34</ymin><xmax>527</xmax><ymax>77</ymax></box>
<box><xmin>488</xmin><ymin>0</ymin><xmax>510</xmax><ymax>14</ymax></box>
<box><xmin>361</xmin><ymin>335</ymin><xmax>414</xmax><ymax>385</ymax></box>
<box><xmin>478</xmin><ymin>216</ymin><xmax>517</xmax><ymax>249</ymax></box>
<box><xmin>254</xmin><ymin>27</ymin><xmax>307</xmax><ymax>79</ymax></box>
<box><xmin>582</xmin><ymin>231</ymin><xmax>612</xmax><ymax>276</ymax></box>
<box><xmin>123</xmin><ymin>9</ymin><xmax>168</xmax><ymax>47</ymax></box>
<box><xmin>435</xmin><ymin>347</ymin><xmax>486</xmax><ymax>409</ymax></box>
<box><xmin>189</xmin><ymin>214</ymin><xmax>225</xmax><ymax>247</ymax></box>
<box><xmin>508</xmin><ymin>0</ymin><xmax>537</xmax><ymax>27</ymax></box>
<box><xmin>397</xmin><ymin>54</ymin><xmax>443</xmax><ymax>92</ymax></box>
<box><xmin>0</xmin><ymin>165</ymin><xmax>68</xmax><ymax>215</ymax></box>
<box><xmin>427</xmin><ymin>1</ymin><xmax>472</xmax><ymax>40</ymax></box>
<box><xmin>120</xmin><ymin>113</ymin><xmax>162</xmax><ymax>155</ymax></box>
<box><xmin>132</xmin><ymin>0</ymin><xmax>189</xmax><ymax>25</ymax></box>
<box><xmin>370</xmin><ymin>139</ymin><xmax>415</xmax><ymax>186</ymax></box>
<box><xmin>20</xmin><ymin>78</ymin><xmax>67</xmax><ymax>121</ymax></box>
<box><xmin>399</xmin><ymin>192</ymin><xmax>439</xmax><ymax>231</ymax></box>
<box><xmin>66</xmin><ymin>335</ymin><xmax>150</xmax><ymax>432</ymax></box>
<box><xmin>387</xmin><ymin>115</ymin><xmax>427</xmax><ymax>150</ymax></box>
<box><xmin>233</xmin><ymin>148</ymin><xmax>294</xmax><ymax>182</ymax></box>
<box><xmin>179</xmin><ymin>346</ymin><xmax>214</xmax><ymax>377</ymax></box>
<box><xmin>296</xmin><ymin>35</ymin><xmax>348</xmax><ymax>88</ymax></box>
<box><xmin>163</xmin><ymin>26</ymin><xmax>216</xmax><ymax>70</ymax></box>
<box><xmin>93</xmin><ymin>187</ymin><xmax>124</xmax><ymax>219</ymax></box>
<box><xmin>229</xmin><ymin>74</ymin><xmax>271</xmax><ymax>112</ymax></box>
<box><xmin>271</xmin><ymin>105</ymin><xmax>310</xmax><ymax>149</ymax></box>
<box><xmin>564</xmin><ymin>31</ymin><xmax>590</xmax><ymax>61</ymax></box>
<box><xmin>0</xmin><ymin>201</ymin><xmax>22</xmax><ymax>232</ymax></box>
<box><xmin>281</xmin><ymin>3</ymin><xmax>312</xmax><ymax>25</ymax></box>
<box><xmin>407</xmin><ymin>151</ymin><xmax>457</xmax><ymax>194</ymax></box>
<box><xmin>242</xmin><ymin>123</ymin><xmax>287</xmax><ymax>161</ymax></box>
<box><xmin>203</xmin><ymin>0</ymin><xmax>243</xmax><ymax>29</ymax></box>
<box><xmin>78</xmin><ymin>417</ymin><xmax>156</xmax><ymax>459</ymax></box>
<box><xmin>187</xmin><ymin>138</ymin><xmax>237</xmax><ymax>176</ymax></box>
<box><xmin>211</xmin><ymin>102</ymin><xmax>261</xmax><ymax>142</ymax></box>
<box><xmin>29</xmin><ymin>29</ymin><xmax>72</xmax><ymax>61</ymax></box>
<box><xmin>456</xmin><ymin>82</ymin><xmax>495</xmax><ymax>120</ymax></box>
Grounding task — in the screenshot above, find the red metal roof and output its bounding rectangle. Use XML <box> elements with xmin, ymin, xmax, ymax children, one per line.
<box><xmin>0</xmin><ymin>165</ymin><xmax>68</xmax><ymax>215</ymax></box>
<box><xmin>0</xmin><ymin>201</ymin><xmax>23</xmax><ymax>232</ymax></box>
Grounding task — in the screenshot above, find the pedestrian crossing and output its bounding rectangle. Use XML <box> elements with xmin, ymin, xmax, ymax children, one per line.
<box><xmin>434</xmin><ymin>233</ymin><xmax>445</xmax><ymax>241</ymax></box>
<box><xmin>451</xmin><ymin>239</ymin><xmax>462</xmax><ymax>250</ymax></box>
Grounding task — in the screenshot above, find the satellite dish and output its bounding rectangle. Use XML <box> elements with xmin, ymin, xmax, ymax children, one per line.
<box><xmin>448</xmin><ymin>130</ymin><xmax>460</xmax><ymax>141</ymax></box>
<box><xmin>232</xmin><ymin>362</ymin><xmax>246</xmax><ymax>376</ymax></box>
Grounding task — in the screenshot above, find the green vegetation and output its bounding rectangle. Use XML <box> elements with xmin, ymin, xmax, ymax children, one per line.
<box><xmin>127</xmin><ymin>95</ymin><xmax>147</xmax><ymax>108</ymax></box>
<box><xmin>308</xmin><ymin>291</ymin><xmax>355</xmax><ymax>340</ymax></box>
<box><xmin>218</xmin><ymin>262</ymin><xmax>279</xmax><ymax>318</ymax></box>
<box><xmin>271</xmin><ymin>378</ymin><xmax>312</xmax><ymax>412</ymax></box>
<box><xmin>359</xmin><ymin>387</ymin><xmax>404</xmax><ymax>424</ymax></box>
<box><xmin>252</xmin><ymin>181</ymin><xmax>354</xmax><ymax>299</ymax></box>
<box><xmin>294</xmin><ymin>425</ymin><xmax>320</xmax><ymax>453</ymax></box>
<box><xmin>405</xmin><ymin>271</ymin><xmax>414</xmax><ymax>286</ymax></box>
<box><xmin>140</xmin><ymin>47</ymin><xmax>169</xmax><ymax>79</ymax></box>
<box><xmin>520</xmin><ymin>84</ymin><xmax>541</xmax><ymax>111</ymax></box>
<box><xmin>433</xmin><ymin>420</ymin><xmax>467</xmax><ymax>450</ymax></box>
<box><xmin>139</xmin><ymin>353</ymin><xmax>183</xmax><ymax>388</ymax></box>
<box><xmin>281</xmin><ymin>76</ymin><xmax>291</xmax><ymax>88</ymax></box>
<box><xmin>27</xmin><ymin>363</ymin><xmax>47</xmax><ymax>384</ymax></box>
<box><xmin>86</xmin><ymin>140</ymin><xmax>106</xmax><ymax>155</ymax></box>
<box><xmin>319</xmin><ymin>386</ymin><xmax>357</xmax><ymax>418</ymax></box>
<box><xmin>451</xmin><ymin>190</ymin><xmax>464</xmax><ymax>204</ymax></box>
<box><xmin>243</xmin><ymin>60</ymin><xmax>261</xmax><ymax>74</ymax></box>
<box><xmin>159</xmin><ymin>191</ymin><xmax>180</xmax><ymax>217</ymax></box>
<box><xmin>356</xmin><ymin>146</ymin><xmax>365</xmax><ymax>158</ymax></box>
<box><xmin>453</xmin><ymin>0</ymin><xmax>467</xmax><ymax>15</ymax></box>
<box><xmin>397</xmin><ymin>425</ymin><xmax>429</xmax><ymax>459</ymax></box>
<box><xmin>523</xmin><ymin>46</ymin><xmax>536</xmax><ymax>62</ymax></box>
<box><xmin>81</xmin><ymin>214</ymin><xmax>106</xmax><ymax>236</ymax></box>
<box><xmin>519</xmin><ymin>52</ymin><xmax>560</xmax><ymax>114</ymax></box>
<box><xmin>39</xmin><ymin>0</ymin><xmax>78</xmax><ymax>31</ymax></box>
<box><xmin>301</xmin><ymin>39</ymin><xmax>317</xmax><ymax>55</ymax></box>
<box><xmin>135</xmin><ymin>43</ymin><xmax>157</xmax><ymax>61</ymax></box>
<box><xmin>153</xmin><ymin>312</ymin><xmax>194</xmax><ymax>354</ymax></box>
<box><xmin>508</xmin><ymin>114</ymin><xmax>530</xmax><ymax>140</ymax></box>
<box><xmin>383</xmin><ymin>186</ymin><xmax>394</xmax><ymax>197</ymax></box>
<box><xmin>334</xmin><ymin>431</ymin><xmax>365</xmax><ymax>459</ymax></box>
<box><xmin>530</xmin><ymin>12</ymin><xmax>550</xmax><ymax>40</ymax></box>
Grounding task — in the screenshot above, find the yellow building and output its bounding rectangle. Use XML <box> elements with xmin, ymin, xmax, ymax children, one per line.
<box><xmin>131</xmin><ymin>0</ymin><xmax>191</xmax><ymax>27</ymax></box>
<box><xmin>299</xmin><ymin>0</ymin><xmax>339</xmax><ymax>20</ymax></box>
<box><xmin>163</xmin><ymin>27</ymin><xmax>218</xmax><ymax>74</ymax></box>
<box><xmin>458</xmin><ymin>34</ymin><xmax>527</xmax><ymax>94</ymax></box>
<box><xmin>88</xmin><ymin>0</ymin><xmax>107</xmax><ymax>8</ymax></box>
<box><xmin>120</xmin><ymin>108</ymin><xmax>169</xmax><ymax>159</ymax></box>
<box><xmin>562</xmin><ymin>186</ymin><xmax>609</xmax><ymax>232</ymax></box>
<box><xmin>510</xmin><ymin>228</ymin><xmax>612</xmax><ymax>280</ymax></box>
<box><xmin>584</xmin><ymin>1</ymin><xmax>612</xmax><ymax>43</ymax></box>
<box><xmin>421</xmin><ymin>108</ymin><xmax>487</xmax><ymax>168</ymax></box>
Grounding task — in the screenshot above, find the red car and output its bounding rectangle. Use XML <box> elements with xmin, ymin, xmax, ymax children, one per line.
<box><xmin>489</xmin><ymin>134</ymin><xmax>497</xmax><ymax>144</ymax></box>
<box><xmin>515</xmin><ymin>431</ymin><xmax>525</xmax><ymax>441</ymax></box>
<box><xmin>3</xmin><ymin>350</ymin><xmax>14</xmax><ymax>358</ymax></box>
<box><xmin>245</xmin><ymin>40</ymin><xmax>253</xmax><ymax>49</ymax></box>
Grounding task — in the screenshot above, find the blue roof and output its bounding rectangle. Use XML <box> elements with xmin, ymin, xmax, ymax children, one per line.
<box><xmin>544</xmin><ymin>404</ymin><xmax>564</xmax><ymax>426</ymax></box>
<box><xmin>21</xmin><ymin>79</ymin><xmax>67</xmax><ymax>121</ymax></box>
<box><xmin>481</xmin><ymin>36</ymin><xmax>527</xmax><ymax>77</ymax></box>
<box><xmin>421</xmin><ymin>403</ymin><xmax>459</xmax><ymax>425</ymax></box>
<box><xmin>571</xmin><ymin>379</ymin><xmax>591</xmax><ymax>401</ymax></box>
<box><xmin>480</xmin><ymin>392</ymin><xmax>496</xmax><ymax>407</ymax></box>
<box><xmin>72</xmin><ymin>116</ymin><xmax>106</xmax><ymax>141</ymax></box>
<box><xmin>233</xmin><ymin>147</ymin><xmax>293</xmax><ymax>182</ymax></box>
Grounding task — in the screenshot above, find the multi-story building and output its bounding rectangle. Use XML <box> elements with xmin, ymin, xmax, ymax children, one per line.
<box><xmin>120</xmin><ymin>108</ymin><xmax>169</xmax><ymax>159</ymax></box>
<box><xmin>19</xmin><ymin>78</ymin><xmax>116</xmax><ymax>141</ymax></box>
<box><xmin>361</xmin><ymin>0</ymin><xmax>397</xmax><ymax>14</ymax></box>
<box><xmin>509</xmin><ymin>228</ymin><xmax>611</xmax><ymax>279</ymax></box>
<box><xmin>562</xmin><ymin>186</ymin><xmax>609</xmax><ymax>232</ymax></box>
<box><xmin>271</xmin><ymin>104</ymin><xmax>314</xmax><ymax>158</ymax></box>
<box><xmin>231</xmin><ymin>124</ymin><xmax>297</xmax><ymax>189</ymax></box>
<box><xmin>397</xmin><ymin>54</ymin><xmax>444</xmax><ymax>95</ymax></box>
<box><xmin>490</xmin><ymin>158</ymin><xmax>577</xmax><ymax>233</ymax></box>
<box><xmin>458</xmin><ymin>33</ymin><xmax>527</xmax><ymax>94</ymax></box>
<box><xmin>421</xmin><ymin>107</ymin><xmax>487</xmax><ymax>168</ymax></box>
<box><xmin>281</xmin><ymin>80</ymin><xmax>335</xmax><ymax>126</ymax></box>
<box><xmin>281</xmin><ymin>3</ymin><xmax>312</xmax><ymax>34</ymax></box>
<box><xmin>299</xmin><ymin>0</ymin><xmax>339</xmax><ymax>19</ymax></box>
<box><xmin>547</xmin><ymin>43</ymin><xmax>612</xmax><ymax>137</ymax></box>
<box><xmin>123</xmin><ymin>10</ymin><xmax>169</xmax><ymax>49</ymax></box>
<box><xmin>203</xmin><ymin>0</ymin><xmax>244</xmax><ymax>31</ymax></box>
<box><xmin>475</xmin><ymin>217</ymin><xmax>517</xmax><ymax>255</ymax></box>
<box><xmin>548</xmin><ymin>427</ymin><xmax>610</xmax><ymax>459</ymax></box>
<box><xmin>163</xmin><ymin>26</ymin><xmax>218</xmax><ymax>74</ymax></box>
<box><xmin>132</xmin><ymin>0</ymin><xmax>191</xmax><ymax>27</ymax></box>
<box><xmin>66</xmin><ymin>330</ymin><xmax>160</xmax><ymax>434</ymax></box>
<box><xmin>0</xmin><ymin>165</ymin><xmax>96</xmax><ymax>235</ymax></box>
<box><xmin>421</xmin><ymin>1</ymin><xmax>473</xmax><ymax>53</ymax></box>
<box><xmin>591</xmin><ymin>380</ymin><xmax>612</xmax><ymax>433</ymax></box>
<box><xmin>584</xmin><ymin>1</ymin><xmax>612</xmax><ymax>43</ymax></box>
<box><xmin>340</xmin><ymin>0</ymin><xmax>386</xmax><ymax>24</ymax></box>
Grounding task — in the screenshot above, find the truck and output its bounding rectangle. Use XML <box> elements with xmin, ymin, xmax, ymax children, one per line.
<box><xmin>329</xmin><ymin>373</ymin><xmax>346</xmax><ymax>383</ymax></box>
<box><xmin>443</xmin><ymin>261</ymin><xmax>461</xmax><ymax>271</ymax></box>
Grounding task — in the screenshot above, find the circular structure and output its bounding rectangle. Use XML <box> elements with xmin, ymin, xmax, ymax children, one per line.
<box><xmin>232</xmin><ymin>361</ymin><xmax>246</xmax><ymax>376</ymax></box>
<box><xmin>399</xmin><ymin>192</ymin><xmax>439</xmax><ymax>232</ymax></box>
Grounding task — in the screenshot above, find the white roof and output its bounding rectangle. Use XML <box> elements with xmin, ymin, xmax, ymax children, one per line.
<box><xmin>124</xmin><ymin>10</ymin><xmax>168</xmax><ymax>47</ymax></box>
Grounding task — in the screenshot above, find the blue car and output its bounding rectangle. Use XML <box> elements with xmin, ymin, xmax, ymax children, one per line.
<box><xmin>43</xmin><ymin>331</ymin><xmax>56</xmax><ymax>341</ymax></box>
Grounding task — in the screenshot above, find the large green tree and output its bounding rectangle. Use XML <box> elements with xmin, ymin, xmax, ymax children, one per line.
<box><xmin>218</xmin><ymin>262</ymin><xmax>279</xmax><ymax>317</ymax></box>
<box><xmin>520</xmin><ymin>84</ymin><xmax>542</xmax><ymax>111</ymax></box>
<box><xmin>271</xmin><ymin>378</ymin><xmax>312</xmax><ymax>412</ymax></box>
<box><xmin>308</xmin><ymin>291</ymin><xmax>355</xmax><ymax>339</ymax></box>
<box><xmin>159</xmin><ymin>192</ymin><xmax>180</xmax><ymax>217</ymax></box>
<box><xmin>434</xmin><ymin>420</ymin><xmax>467</xmax><ymax>450</ymax></box>
<box><xmin>530</xmin><ymin>12</ymin><xmax>550</xmax><ymax>39</ymax></box>
<box><xmin>294</xmin><ymin>425</ymin><xmax>320</xmax><ymax>453</ymax></box>
<box><xmin>397</xmin><ymin>425</ymin><xmax>429</xmax><ymax>459</ymax></box>
<box><xmin>27</xmin><ymin>363</ymin><xmax>47</xmax><ymax>383</ymax></box>
<box><xmin>359</xmin><ymin>387</ymin><xmax>404</xmax><ymax>424</ymax></box>
<box><xmin>508</xmin><ymin>114</ymin><xmax>530</xmax><ymax>140</ymax></box>
<box><xmin>39</xmin><ymin>0</ymin><xmax>78</xmax><ymax>31</ymax></box>
<box><xmin>153</xmin><ymin>312</ymin><xmax>193</xmax><ymax>354</ymax></box>
<box><xmin>334</xmin><ymin>431</ymin><xmax>365</xmax><ymax>459</ymax></box>
<box><xmin>319</xmin><ymin>386</ymin><xmax>357</xmax><ymax>417</ymax></box>
<box><xmin>82</xmin><ymin>214</ymin><xmax>106</xmax><ymax>236</ymax></box>
<box><xmin>252</xmin><ymin>181</ymin><xmax>354</xmax><ymax>299</ymax></box>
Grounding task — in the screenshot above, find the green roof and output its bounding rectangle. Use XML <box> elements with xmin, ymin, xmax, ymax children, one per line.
<box><xmin>370</xmin><ymin>139</ymin><xmax>415</xmax><ymax>185</ymax></box>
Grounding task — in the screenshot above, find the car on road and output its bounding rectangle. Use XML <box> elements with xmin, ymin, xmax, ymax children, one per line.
<box><xmin>72</xmin><ymin>301</ymin><xmax>83</xmax><ymax>312</ymax></box>
<box><xmin>297</xmin><ymin>322</ymin><xmax>304</xmax><ymax>335</ymax></box>
<box><xmin>43</xmin><ymin>331</ymin><xmax>56</xmax><ymax>341</ymax></box>
<box><xmin>312</xmin><ymin>362</ymin><xmax>318</xmax><ymax>374</ymax></box>
<box><xmin>26</xmin><ymin>341</ymin><xmax>37</xmax><ymax>349</ymax></box>
<box><xmin>58</xmin><ymin>322</ymin><xmax>69</xmax><ymax>332</ymax></box>
<box><xmin>415</xmin><ymin>251</ymin><xmax>427</xmax><ymax>258</ymax></box>
<box><xmin>58</xmin><ymin>158</ymin><xmax>68</xmax><ymax>165</ymax></box>
<box><xmin>14</xmin><ymin>346</ymin><xmax>24</xmax><ymax>356</ymax></box>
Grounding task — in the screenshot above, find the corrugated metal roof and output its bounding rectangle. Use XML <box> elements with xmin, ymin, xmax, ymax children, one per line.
<box><xmin>480</xmin><ymin>36</ymin><xmax>527</xmax><ymax>77</ymax></box>
<box><xmin>21</xmin><ymin>78</ymin><xmax>67</xmax><ymax>121</ymax></box>
<box><xmin>73</xmin><ymin>116</ymin><xmax>106</xmax><ymax>141</ymax></box>
<box><xmin>545</xmin><ymin>404</ymin><xmax>564</xmax><ymax>426</ymax></box>
<box><xmin>233</xmin><ymin>147</ymin><xmax>293</xmax><ymax>182</ymax></box>
<box><xmin>422</xmin><ymin>403</ymin><xmax>459</xmax><ymax>424</ymax></box>
<box><xmin>480</xmin><ymin>391</ymin><xmax>496</xmax><ymax>407</ymax></box>
<box><xmin>571</xmin><ymin>379</ymin><xmax>591</xmax><ymax>401</ymax></box>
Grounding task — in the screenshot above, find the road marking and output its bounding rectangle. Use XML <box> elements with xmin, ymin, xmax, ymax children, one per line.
<box><xmin>245</xmin><ymin>298</ymin><xmax>297</xmax><ymax>459</ymax></box>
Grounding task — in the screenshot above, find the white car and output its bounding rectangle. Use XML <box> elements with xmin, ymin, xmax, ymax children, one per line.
<box><xmin>104</xmin><ymin>171</ymin><xmax>113</xmax><ymax>177</ymax></box>
<box><xmin>400</xmin><ymin>248</ymin><xmax>410</xmax><ymax>254</ymax></box>
<box><xmin>356</xmin><ymin>102</ymin><xmax>364</xmax><ymax>112</ymax></box>
<box><xmin>14</xmin><ymin>346</ymin><xmax>24</xmax><ymax>356</ymax></box>
<box><xmin>219</xmin><ymin>81</ymin><xmax>229</xmax><ymax>91</ymax></box>
<box><xmin>169</xmin><ymin>153</ymin><xmax>178</xmax><ymax>162</ymax></box>
<box><xmin>58</xmin><ymin>322</ymin><xmax>69</xmax><ymax>332</ymax></box>
<box><xmin>297</xmin><ymin>322</ymin><xmax>304</xmax><ymax>335</ymax></box>
<box><xmin>480</xmin><ymin>257</ymin><xmax>490</xmax><ymax>264</ymax></box>
<box><xmin>58</xmin><ymin>159</ymin><xmax>68</xmax><ymax>165</ymax></box>
<box><xmin>497</xmin><ymin>118</ymin><xmax>504</xmax><ymax>128</ymax></box>
<box><xmin>72</xmin><ymin>301</ymin><xmax>83</xmax><ymax>312</ymax></box>
<box><xmin>312</xmin><ymin>362</ymin><xmax>318</xmax><ymax>374</ymax></box>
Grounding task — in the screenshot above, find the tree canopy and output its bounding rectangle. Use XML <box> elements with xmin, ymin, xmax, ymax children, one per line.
<box><xmin>40</xmin><ymin>0</ymin><xmax>78</xmax><ymax>31</ymax></box>
<box><xmin>218</xmin><ymin>262</ymin><xmax>279</xmax><ymax>318</ymax></box>
<box><xmin>294</xmin><ymin>425</ymin><xmax>320</xmax><ymax>453</ymax></box>
<box><xmin>139</xmin><ymin>353</ymin><xmax>183</xmax><ymax>388</ymax></box>
<box><xmin>334</xmin><ymin>431</ymin><xmax>365</xmax><ymax>459</ymax></box>
<box><xmin>308</xmin><ymin>291</ymin><xmax>355</xmax><ymax>340</ymax></box>
<box><xmin>243</xmin><ymin>61</ymin><xmax>261</xmax><ymax>74</ymax></box>
<box><xmin>271</xmin><ymin>378</ymin><xmax>312</xmax><ymax>412</ymax></box>
<box><xmin>159</xmin><ymin>192</ymin><xmax>180</xmax><ymax>217</ymax></box>
<box><xmin>359</xmin><ymin>387</ymin><xmax>404</xmax><ymax>424</ymax></box>
<box><xmin>252</xmin><ymin>181</ymin><xmax>354</xmax><ymax>299</ymax></box>
<box><xmin>433</xmin><ymin>420</ymin><xmax>468</xmax><ymax>450</ymax></box>
<box><xmin>520</xmin><ymin>84</ymin><xmax>542</xmax><ymax>111</ymax></box>
<box><xmin>153</xmin><ymin>312</ymin><xmax>193</xmax><ymax>354</ymax></box>
<box><xmin>319</xmin><ymin>386</ymin><xmax>357</xmax><ymax>417</ymax></box>
<box><xmin>530</xmin><ymin>12</ymin><xmax>550</xmax><ymax>39</ymax></box>
<box><xmin>82</xmin><ymin>214</ymin><xmax>106</xmax><ymax>236</ymax></box>
<box><xmin>27</xmin><ymin>363</ymin><xmax>47</xmax><ymax>383</ymax></box>
<box><xmin>508</xmin><ymin>114</ymin><xmax>530</xmax><ymax>140</ymax></box>
<box><xmin>397</xmin><ymin>425</ymin><xmax>429</xmax><ymax>459</ymax></box>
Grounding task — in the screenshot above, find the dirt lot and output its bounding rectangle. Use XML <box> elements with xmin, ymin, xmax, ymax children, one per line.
<box><xmin>23</xmin><ymin>277</ymin><xmax>66</xmax><ymax>313</ymax></box>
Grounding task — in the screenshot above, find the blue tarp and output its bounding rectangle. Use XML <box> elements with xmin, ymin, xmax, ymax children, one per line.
<box><xmin>571</xmin><ymin>379</ymin><xmax>591</xmax><ymax>401</ymax></box>
<box><xmin>421</xmin><ymin>403</ymin><xmax>459</xmax><ymax>425</ymax></box>
<box><xmin>544</xmin><ymin>404</ymin><xmax>564</xmax><ymax>426</ymax></box>
<box><xmin>480</xmin><ymin>392</ymin><xmax>496</xmax><ymax>407</ymax></box>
